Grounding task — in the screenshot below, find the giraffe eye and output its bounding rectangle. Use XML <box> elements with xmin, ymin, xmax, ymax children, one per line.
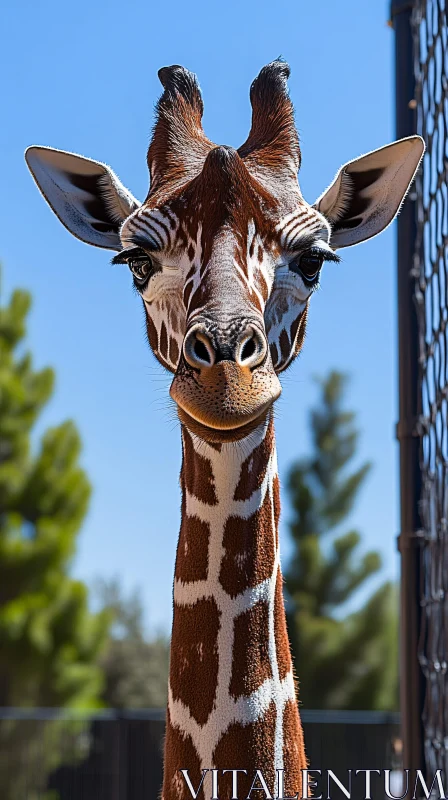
<box><xmin>289</xmin><ymin>250</ymin><xmax>324</xmax><ymax>283</ymax></box>
<box><xmin>111</xmin><ymin>246</ymin><xmax>156</xmax><ymax>286</ymax></box>
<box><xmin>128</xmin><ymin>254</ymin><xmax>154</xmax><ymax>284</ymax></box>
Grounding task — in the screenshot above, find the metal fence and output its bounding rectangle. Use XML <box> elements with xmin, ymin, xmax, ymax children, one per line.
<box><xmin>392</xmin><ymin>0</ymin><xmax>448</xmax><ymax>785</ymax></box>
<box><xmin>0</xmin><ymin>709</ymin><xmax>401</xmax><ymax>799</ymax></box>
<box><xmin>412</xmin><ymin>0</ymin><xmax>448</xmax><ymax>781</ymax></box>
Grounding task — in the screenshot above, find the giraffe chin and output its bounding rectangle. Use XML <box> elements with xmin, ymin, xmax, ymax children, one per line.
<box><xmin>176</xmin><ymin>406</ymin><xmax>273</xmax><ymax>443</ymax></box>
<box><xmin>170</xmin><ymin>359</ymin><xmax>281</xmax><ymax>442</ymax></box>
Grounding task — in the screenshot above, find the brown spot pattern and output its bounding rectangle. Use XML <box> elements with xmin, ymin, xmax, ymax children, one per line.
<box><xmin>183</xmin><ymin>279</ymin><xmax>194</xmax><ymax>309</ymax></box>
<box><xmin>257</xmin><ymin>269</ymin><xmax>269</xmax><ymax>302</ymax></box>
<box><xmin>170</xmin><ymin>310</ymin><xmax>179</xmax><ymax>334</ymax></box>
<box><xmin>145</xmin><ymin>311</ymin><xmax>175</xmax><ymax>371</ymax></box>
<box><xmin>233</xmin><ymin>418</ymin><xmax>275</xmax><ymax>501</ymax></box>
<box><xmin>273</xmin><ymin>473</ymin><xmax>280</xmax><ymax>549</ymax></box>
<box><xmin>160</xmin><ymin>320</ymin><xmax>168</xmax><ymax>359</ymax></box>
<box><xmin>170</xmin><ymin>597</ymin><xmax>220</xmax><ymax>725</ymax></box>
<box><xmin>274</xmin><ymin>568</ymin><xmax>292</xmax><ymax>681</ymax></box>
<box><xmin>293</xmin><ymin>305</ymin><xmax>308</xmax><ymax>358</ymax></box>
<box><xmin>169</xmin><ymin>336</ymin><xmax>179</xmax><ymax>366</ymax></box>
<box><xmin>213</xmin><ymin>703</ymin><xmax>277</xmax><ymax>799</ymax></box>
<box><xmin>182</xmin><ymin>427</ymin><xmax>218</xmax><ymax>505</ymax></box>
<box><xmin>283</xmin><ymin>699</ymin><xmax>307</xmax><ymax>797</ymax></box>
<box><xmin>289</xmin><ymin>310</ymin><xmax>302</xmax><ymax>350</ymax></box>
<box><xmin>163</xmin><ymin>711</ymin><xmax>205</xmax><ymax>800</ymax></box>
<box><xmin>176</xmin><ymin>512</ymin><xmax>210</xmax><ymax>583</ymax></box>
<box><xmin>230</xmin><ymin>601</ymin><xmax>272</xmax><ymax>698</ymax></box>
<box><xmin>249</xmin><ymin>287</ymin><xmax>263</xmax><ymax>313</ymax></box>
<box><xmin>188</xmin><ymin>282</ymin><xmax>207</xmax><ymax>315</ymax></box>
<box><xmin>220</xmin><ymin>488</ymin><xmax>275</xmax><ymax>598</ymax></box>
<box><xmin>279</xmin><ymin>328</ymin><xmax>290</xmax><ymax>361</ymax></box>
<box><xmin>146</xmin><ymin>313</ymin><xmax>158</xmax><ymax>351</ymax></box>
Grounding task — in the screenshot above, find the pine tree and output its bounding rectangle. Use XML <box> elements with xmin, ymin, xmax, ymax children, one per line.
<box><xmin>0</xmin><ymin>268</ymin><xmax>110</xmax><ymax>797</ymax></box>
<box><xmin>95</xmin><ymin>577</ymin><xmax>169</xmax><ymax>709</ymax></box>
<box><xmin>285</xmin><ymin>371</ymin><xmax>398</xmax><ymax>711</ymax></box>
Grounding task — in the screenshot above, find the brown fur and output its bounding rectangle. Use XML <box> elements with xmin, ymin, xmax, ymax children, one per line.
<box><xmin>283</xmin><ymin>700</ymin><xmax>307</xmax><ymax>797</ymax></box>
<box><xmin>239</xmin><ymin>61</ymin><xmax>301</xmax><ymax>188</ymax></box>
<box><xmin>213</xmin><ymin>703</ymin><xmax>278</xmax><ymax>800</ymax></box>
<box><xmin>233</xmin><ymin>415</ymin><xmax>275</xmax><ymax>500</ymax></box>
<box><xmin>230</xmin><ymin>601</ymin><xmax>272</xmax><ymax>698</ymax></box>
<box><xmin>147</xmin><ymin>66</ymin><xmax>214</xmax><ymax>200</ymax></box>
<box><xmin>182</xmin><ymin>427</ymin><xmax>218</xmax><ymax>505</ymax></box>
<box><xmin>219</xmin><ymin>488</ymin><xmax>276</xmax><ymax>598</ymax></box>
<box><xmin>169</xmin><ymin>597</ymin><xmax>220</xmax><ymax>725</ymax></box>
<box><xmin>176</xmin><ymin>501</ymin><xmax>210</xmax><ymax>583</ymax></box>
<box><xmin>274</xmin><ymin>568</ymin><xmax>292</xmax><ymax>681</ymax></box>
<box><xmin>163</xmin><ymin>710</ymin><xmax>205</xmax><ymax>800</ymax></box>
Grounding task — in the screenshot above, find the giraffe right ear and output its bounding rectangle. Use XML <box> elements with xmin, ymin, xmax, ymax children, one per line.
<box><xmin>25</xmin><ymin>146</ymin><xmax>141</xmax><ymax>251</ymax></box>
<box><xmin>313</xmin><ymin>136</ymin><xmax>425</xmax><ymax>248</ymax></box>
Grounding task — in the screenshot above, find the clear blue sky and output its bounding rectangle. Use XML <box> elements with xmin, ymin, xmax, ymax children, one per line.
<box><xmin>1</xmin><ymin>0</ymin><xmax>399</xmax><ymax>634</ymax></box>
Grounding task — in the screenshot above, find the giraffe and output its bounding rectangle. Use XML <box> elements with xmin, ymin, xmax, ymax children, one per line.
<box><xmin>25</xmin><ymin>61</ymin><xmax>424</xmax><ymax>799</ymax></box>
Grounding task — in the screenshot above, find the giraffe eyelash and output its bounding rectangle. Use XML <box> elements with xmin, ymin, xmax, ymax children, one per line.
<box><xmin>282</xmin><ymin>245</ymin><xmax>340</xmax><ymax>292</ymax></box>
<box><xmin>287</xmin><ymin>245</ymin><xmax>342</xmax><ymax>265</ymax></box>
<box><xmin>111</xmin><ymin>246</ymin><xmax>151</xmax><ymax>266</ymax></box>
<box><xmin>310</xmin><ymin>247</ymin><xmax>341</xmax><ymax>264</ymax></box>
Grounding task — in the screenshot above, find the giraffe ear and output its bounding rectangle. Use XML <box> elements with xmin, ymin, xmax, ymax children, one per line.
<box><xmin>313</xmin><ymin>136</ymin><xmax>425</xmax><ymax>248</ymax></box>
<box><xmin>25</xmin><ymin>146</ymin><xmax>141</xmax><ymax>251</ymax></box>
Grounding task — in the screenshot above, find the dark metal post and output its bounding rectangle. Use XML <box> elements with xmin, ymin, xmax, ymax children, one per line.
<box><xmin>390</xmin><ymin>0</ymin><xmax>425</xmax><ymax>777</ymax></box>
<box><xmin>119</xmin><ymin>716</ymin><xmax>128</xmax><ymax>800</ymax></box>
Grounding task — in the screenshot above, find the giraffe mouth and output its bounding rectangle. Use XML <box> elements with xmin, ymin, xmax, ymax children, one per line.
<box><xmin>176</xmin><ymin>406</ymin><xmax>272</xmax><ymax>443</ymax></box>
<box><xmin>170</xmin><ymin>359</ymin><xmax>281</xmax><ymax>442</ymax></box>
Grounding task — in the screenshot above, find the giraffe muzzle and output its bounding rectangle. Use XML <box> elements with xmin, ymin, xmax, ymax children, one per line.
<box><xmin>170</xmin><ymin>322</ymin><xmax>281</xmax><ymax>438</ymax></box>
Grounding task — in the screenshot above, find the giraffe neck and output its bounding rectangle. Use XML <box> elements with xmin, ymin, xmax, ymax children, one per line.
<box><xmin>163</xmin><ymin>413</ymin><xmax>306</xmax><ymax>800</ymax></box>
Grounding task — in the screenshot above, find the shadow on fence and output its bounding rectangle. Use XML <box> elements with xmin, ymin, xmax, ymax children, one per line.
<box><xmin>0</xmin><ymin>708</ymin><xmax>401</xmax><ymax>799</ymax></box>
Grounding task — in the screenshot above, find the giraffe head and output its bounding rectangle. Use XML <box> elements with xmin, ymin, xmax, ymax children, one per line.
<box><xmin>26</xmin><ymin>61</ymin><xmax>424</xmax><ymax>442</ymax></box>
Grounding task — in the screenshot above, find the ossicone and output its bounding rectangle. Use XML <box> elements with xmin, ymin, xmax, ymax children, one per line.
<box><xmin>238</xmin><ymin>59</ymin><xmax>301</xmax><ymax>186</ymax></box>
<box><xmin>249</xmin><ymin>59</ymin><xmax>291</xmax><ymax>106</ymax></box>
<box><xmin>147</xmin><ymin>64</ymin><xmax>213</xmax><ymax>195</ymax></box>
<box><xmin>157</xmin><ymin>64</ymin><xmax>204</xmax><ymax>116</ymax></box>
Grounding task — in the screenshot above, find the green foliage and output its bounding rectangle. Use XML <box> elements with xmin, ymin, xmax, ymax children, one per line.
<box><xmin>285</xmin><ymin>371</ymin><xmax>399</xmax><ymax>710</ymax></box>
<box><xmin>0</xmin><ymin>268</ymin><xmax>110</xmax><ymax>796</ymax></box>
<box><xmin>96</xmin><ymin>578</ymin><xmax>169</xmax><ymax>709</ymax></box>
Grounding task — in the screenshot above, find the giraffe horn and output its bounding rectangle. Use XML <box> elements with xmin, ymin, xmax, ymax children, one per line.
<box><xmin>157</xmin><ymin>65</ymin><xmax>204</xmax><ymax>116</ymax></box>
<box><xmin>147</xmin><ymin>65</ymin><xmax>213</xmax><ymax>195</ymax></box>
<box><xmin>238</xmin><ymin>60</ymin><xmax>301</xmax><ymax>181</ymax></box>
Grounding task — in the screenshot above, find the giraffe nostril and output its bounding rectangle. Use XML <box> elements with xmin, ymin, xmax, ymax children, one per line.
<box><xmin>184</xmin><ymin>322</ymin><xmax>267</xmax><ymax>370</ymax></box>
<box><xmin>183</xmin><ymin>326</ymin><xmax>216</xmax><ymax>369</ymax></box>
<box><xmin>237</xmin><ymin>325</ymin><xmax>267</xmax><ymax>368</ymax></box>
<box><xmin>240</xmin><ymin>337</ymin><xmax>256</xmax><ymax>362</ymax></box>
<box><xmin>193</xmin><ymin>339</ymin><xmax>211</xmax><ymax>364</ymax></box>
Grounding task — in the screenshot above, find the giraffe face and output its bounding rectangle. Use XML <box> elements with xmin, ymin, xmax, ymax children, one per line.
<box><xmin>114</xmin><ymin>63</ymin><xmax>340</xmax><ymax>439</ymax></box>
<box><xmin>117</xmin><ymin>144</ymin><xmax>335</xmax><ymax>439</ymax></box>
<box><xmin>25</xmin><ymin>62</ymin><xmax>425</xmax><ymax>441</ymax></box>
<box><xmin>119</xmin><ymin>153</ymin><xmax>334</xmax><ymax>377</ymax></box>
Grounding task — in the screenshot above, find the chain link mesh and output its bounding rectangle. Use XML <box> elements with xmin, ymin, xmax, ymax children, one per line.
<box><xmin>412</xmin><ymin>0</ymin><xmax>448</xmax><ymax>779</ymax></box>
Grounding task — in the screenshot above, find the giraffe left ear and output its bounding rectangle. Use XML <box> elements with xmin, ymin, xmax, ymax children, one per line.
<box><xmin>313</xmin><ymin>136</ymin><xmax>425</xmax><ymax>248</ymax></box>
<box><xmin>25</xmin><ymin>146</ymin><xmax>141</xmax><ymax>250</ymax></box>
